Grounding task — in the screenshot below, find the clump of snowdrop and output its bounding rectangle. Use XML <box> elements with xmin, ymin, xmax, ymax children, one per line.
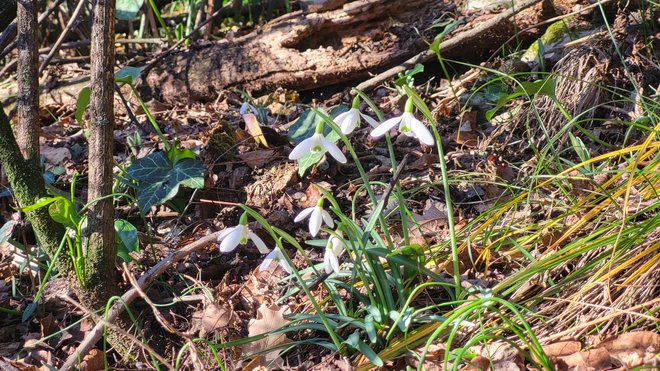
<box><xmin>289</xmin><ymin>122</ymin><xmax>347</xmax><ymax>163</ymax></box>
<box><xmin>217</xmin><ymin>212</ymin><xmax>269</xmax><ymax>253</ymax></box>
<box><xmin>259</xmin><ymin>247</ymin><xmax>293</xmax><ymax>274</ymax></box>
<box><xmin>334</xmin><ymin>96</ymin><xmax>379</xmax><ymax>135</ymax></box>
<box><xmin>324</xmin><ymin>231</ymin><xmax>346</xmax><ymax>275</ymax></box>
<box><xmin>294</xmin><ymin>197</ymin><xmax>334</xmax><ymax>237</ymax></box>
<box><xmin>370</xmin><ymin>98</ymin><xmax>434</xmax><ymax>145</ymax></box>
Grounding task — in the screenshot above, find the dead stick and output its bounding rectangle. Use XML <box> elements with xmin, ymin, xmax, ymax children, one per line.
<box><xmin>61</xmin><ymin>296</ymin><xmax>175</xmax><ymax>370</ymax></box>
<box><xmin>39</xmin><ymin>0</ymin><xmax>88</xmax><ymax>74</ymax></box>
<box><xmin>0</xmin><ymin>0</ymin><xmax>67</xmax><ymax>59</ymax></box>
<box><xmin>355</xmin><ymin>0</ymin><xmax>542</xmax><ymax>92</ymax></box>
<box><xmin>59</xmin><ymin>231</ymin><xmax>222</xmax><ymax>371</ymax></box>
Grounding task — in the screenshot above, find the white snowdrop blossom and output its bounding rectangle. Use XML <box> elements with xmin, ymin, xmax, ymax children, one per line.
<box><xmin>294</xmin><ymin>200</ymin><xmax>334</xmax><ymax>237</ymax></box>
<box><xmin>324</xmin><ymin>233</ymin><xmax>346</xmax><ymax>274</ymax></box>
<box><xmin>370</xmin><ymin>99</ymin><xmax>434</xmax><ymax>145</ymax></box>
<box><xmin>334</xmin><ymin>108</ymin><xmax>379</xmax><ymax>135</ymax></box>
<box><xmin>217</xmin><ymin>216</ymin><xmax>269</xmax><ymax>254</ymax></box>
<box><xmin>259</xmin><ymin>247</ymin><xmax>293</xmax><ymax>274</ymax></box>
<box><xmin>288</xmin><ymin>133</ymin><xmax>347</xmax><ymax>163</ymax></box>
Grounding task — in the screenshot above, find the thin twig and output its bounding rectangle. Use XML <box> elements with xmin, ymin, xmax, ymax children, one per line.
<box><xmin>0</xmin><ymin>0</ymin><xmax>66</xmax><ymax>60</ymax></box>
<box><xmin>39</xmin><ymin>0</ymin><xmax>88</xmax><ymax>74</ymax></box>
<box><xmin>61</xmin><ymin>295</ymin><xmax>176</xmax><ymax>370</ymax></box>
<box><xmin>59</xmin><ymin>231</ymin><xmax>222</xmax><ymax>371</ymax></box>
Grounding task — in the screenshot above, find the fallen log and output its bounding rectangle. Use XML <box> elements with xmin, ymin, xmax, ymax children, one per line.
<box><xmin>139</xmin><ymin>0</ymin><xmax>557</xmax><ymax>103</ymax></box>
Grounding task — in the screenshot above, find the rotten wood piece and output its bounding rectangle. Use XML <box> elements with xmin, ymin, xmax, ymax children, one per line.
<box><xmin>141</xmin><ymin>0</ymin><xmax>453</xmax><ymax>103</ymax></box>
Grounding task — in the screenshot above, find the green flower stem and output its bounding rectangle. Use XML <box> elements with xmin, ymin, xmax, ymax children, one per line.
<box><xmin>277</xmin><ymin>241</ymin><xmax>344</xmax><ymax>352</ymax></box>
<box><xmin>314</xmin><ymin>109</ymin><xmax>395</xmax><ymax>248</ymax></box>
<box><xmin>402</xmin><ymin>85</ymin><xmax>462</xmax><ymax>300</ymax></box>
<box><xmin>352</xmin><ymin>90</ymin><xmax>410</xmax><ymax>244</ymax></box>
<box><xmin>129</xmin><ymin>85</ymin><xmax>170</xmax><ymax>152</ymax></box>
<box><xmin>238</xmin><ymin>205</ymin><xmax>343</xmax><ymax>351</ymax></box>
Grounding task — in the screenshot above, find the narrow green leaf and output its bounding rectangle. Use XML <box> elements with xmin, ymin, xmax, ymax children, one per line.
<box><xmin>75</xmin><ymin>87</ymin><xmax>91</xmax><ymax>126</ymax></box>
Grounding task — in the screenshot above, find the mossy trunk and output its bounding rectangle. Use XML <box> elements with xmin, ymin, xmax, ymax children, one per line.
<box><xmin>0</xmin><ymin>109</ymin><xmax>70</xmax><ymax>273</ymax></box>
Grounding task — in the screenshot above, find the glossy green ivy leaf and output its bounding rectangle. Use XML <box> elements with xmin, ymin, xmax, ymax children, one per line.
<box><xmin>114</xmin><ymin>219</ymin><xmax>139</xmax><ymax>262</ymax></box>
<box><xmin>114</xmin><ymin>66</ymin><xmax>141</xmax><ymax>85</ymax></box>
<box><xmin>126</xmin><ymin>152</ymin><xmax>205</xmax><ymax>212</ymax></box>
<box><xmin>116</xmin><ymin>0</ymin><xmax>144</xmax><ymax>21</ymax></box>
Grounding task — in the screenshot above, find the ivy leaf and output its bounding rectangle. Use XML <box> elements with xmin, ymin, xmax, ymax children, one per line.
<box><xmin>116</xmin><ymin>0</ymin><xmax>144</xmax><ymax>21</ymax></box>
<box><xmin>125</xmin><ymin>152</ymin><xmax>205</xmax><ymax>212</ymax></box>
<box><xmin>115</xmin><ymin>66</ymin><xmax>141</xmax><ymax>85</ymax></box>
<box><xmin>114</xmin><ymin>219</ymin><xmax>138</xmax><ymax>262</ymax></box>
<box><xmin>287</xmin><ymin>106</ymin><xmax>348</xmax><ymax>144</ymax></box>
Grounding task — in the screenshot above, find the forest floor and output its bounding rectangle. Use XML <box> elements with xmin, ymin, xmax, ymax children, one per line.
<box><xmin>0</xmin><ymin>1</ymin><xmax>659</xmax><ymax>370</ymax></box>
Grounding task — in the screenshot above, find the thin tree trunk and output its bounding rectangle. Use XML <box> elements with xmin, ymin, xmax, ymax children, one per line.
<box><xmin>16</xmin><ymin>0</ymin><xmax>40</xmax><ymax>161</ymax></box>
<box><xmin>83</xmin><ymin>0</ymin><xmax>116</xmax><ymax>295</ymax></box>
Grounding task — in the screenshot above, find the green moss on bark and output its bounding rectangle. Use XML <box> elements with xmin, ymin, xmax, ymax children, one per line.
<box><xmin>0</xmin><ymin>108</ymin><xmax>70</xmax><ymax>273</ymax></box>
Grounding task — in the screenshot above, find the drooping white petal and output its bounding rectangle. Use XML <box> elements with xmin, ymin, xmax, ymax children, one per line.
<box><xmin>294</xmin><ymin>207</ymin><xmax>315</xmax><ymax>222</ymax></box>
<box><xmin>360</xmin><ymin>113</ymin><xmax>380</xmax><ymax>128</ymax></box>
<box><xmin>321</xmin><ymin>210</ymin><xmax>334</xmax><ymax>229</ymax></box>
<box><xmin>276</xmin><ymin>250</ymin><xmax>293</xmax><ymax>274</ymax></box>
<box><xmin>219</xmin><ymin>226</ymin><xmax>244</xmax><ymax>252</ymax></box>
<box><xmin>330</xmin><ymin>236</ymin><xmax>345</xmax><ymax>255</ymax></box>
<box><xmin>259</xmin><ymin>250</ymin><xmax>275</xmax><ymax>271</ymax></box>
<box><xmin>309</xmin><ymin>206</ymin><xmax>324</xmax><ymax>237</ymax></box>
<box><xmin>324</xmin><ymin>247</ymin><xmax>339</xmax><ymax>274</ymax></box>
<box><xmin>259</xmin><ymin>249</ymin><xmax>292</xmax><ymax>274</ymax></box>
<box><xmin>320</xmin><ymin>136</ymin><xmax>347</xmax><ymax>163</ymax></box>
<box><xmin>248</xmin><ymin>231</ymin><xmax>270</xmax><ymax>254</ymax></box>
<box><xmin>288</xmin><ymin>136</ymin><xmax>316</xmax><ymax>160</ymax></box>
<box><xmin>335</xmin><ymin>109</ymin><xmax>358</xmax><ymax>135</ymax></box>
<box><xmin>408</xmin><ymin>114</ymin><xmax>435</xmax><ymax>145</ymax></box>
<box><xmin>217</xmin><ymin>226</ymin><xmax>236</xmax><ymax>242</ymax></box>
<box><xmin>370</xmin><ymin>116</ymin><xmax>401</xmax><ymax>138</ymax></box>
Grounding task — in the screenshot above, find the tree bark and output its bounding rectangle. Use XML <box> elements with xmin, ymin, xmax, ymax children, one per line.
<box><xmin>0</xmin><ymin>108</ymin><xmax>70</xmax><ymax>274</ymax></box>
<box><xmin>16</xmin><ymin>0</ymin><xmax>40</xmax><ymax>161</ymax></box>
<box><xmin>141</xmin><ymin>0</ymin><xmax>453</xmax><ymax>103</ymax></box>
<box><xmin>83</xmin><ymin>0</ymin><xmax>116</xmax><ymax>296</ymax></box>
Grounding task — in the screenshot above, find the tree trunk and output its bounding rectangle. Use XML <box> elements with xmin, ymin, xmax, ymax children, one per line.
<box><xmin>0</xmin><ymin>109</ymin><xmax>70</xmax><ymax>274</ymax></box>
<box><xmin>0</xmin><ymin>0</ymin><xmax>70</xmax><ymax>275</ymax></box>
<box><xmin>16</xmin><ymin>0</ymin><xmax>40</xmax><ymax>160</ymax></box>
<box><xmin>83</xmin><ymin>0</ymin><xmax>116</xmax><ymax>297</ymax></box>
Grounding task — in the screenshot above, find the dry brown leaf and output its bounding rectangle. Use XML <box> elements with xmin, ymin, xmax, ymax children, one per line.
<box><xmin>192</xmin><ymin>303</ymin><xmax>234</xmax><ymax>337</ymax></box>
<box><xmin>39</xmin><ymin>146</ymin><xmax>71</xmax><ymax>165</ymax></box>
<box><xmin>243</xmin><ymin>113</ymin><xmax>269</xmax><ymax>148</ymax></box>
<box><xmin>79</xmin><ymin>348</ymin><xmax>104</xmax><ymax>371</ymax></box>
<box><xmin>540</xmin><ymin>340</ymin><xmax>581</xmax><ymax>358</ymax></box>
<box><xmin>598</xmin><ymin>331</ymin><xmax>660</xmax><ymax>368</ymax></box>
<box><xmin>556</xmin><ymin>347</ymin><xmax>611</xmax><ymax>370</ymax></box>
<box><xmin>239</xmin><ymin>149</ymin><xmax>275</xmax><ymax>169</ymax></box>
<box><xmin>242</xmin><ymin>304</ymin><xmax>291</xmax><ymax>368</ymax></box>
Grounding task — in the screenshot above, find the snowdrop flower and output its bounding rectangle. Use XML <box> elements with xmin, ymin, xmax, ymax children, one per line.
<box><xmin>334</xmin><ymin>96</ymin><xmax>379</xmax><ymax>135</ymax></box>
<box><xmin>288</xmin><ymin>122</ymin><xmax>347</xmax><ymax>163</ymax></box>
<box><xmin>294</xmin><ymin>198</ymin><xmax>334</xmax><ymax>237</ymax></box>
<box><xmin>217</xmin><ymin>213</ymin><xmax>269</xmax><ymax>254</ymax></box>
<box><xmin>324</xmin><ymin>232</ymin><xmax>346</xmax><ymax>274</ymax></box>
<box><xmin>259</xmin><ymin>247</ymin><xmax>293</xmax><ymax>274</ymax></box>
<box><xmin>370</xmin><ymin>98</ymin><xmax>434</xmax><ymax>146</ymax></box>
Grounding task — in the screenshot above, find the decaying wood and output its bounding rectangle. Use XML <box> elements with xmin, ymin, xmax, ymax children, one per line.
<box><xmin>140</xmin><ymin>0</ymin><xmax>559</xmax><ymax>103</ymax></box>
<box><xmin>141</xmin><ymin>0</ymin><xmax>452</xmax><ymax>103</ymax></box>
